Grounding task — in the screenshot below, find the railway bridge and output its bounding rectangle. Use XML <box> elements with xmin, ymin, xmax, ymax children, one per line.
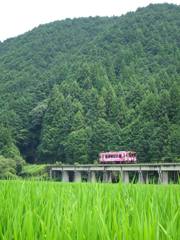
<box><xmin>49</xmin><ymin>163</ymin><xmax>180</xmax><ymax>184</ymax></box>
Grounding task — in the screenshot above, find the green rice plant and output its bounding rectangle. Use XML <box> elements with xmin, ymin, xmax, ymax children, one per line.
<box><xmin>0</xmin><ymin>181</ymin><xmax>179</xmax><ymax>240</ymax></box>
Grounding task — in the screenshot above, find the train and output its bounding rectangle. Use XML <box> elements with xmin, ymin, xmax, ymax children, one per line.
<box><xmin>99</xmin><ymin>151</ymin><xmax>137</xmax><ymax>164</ymax></box>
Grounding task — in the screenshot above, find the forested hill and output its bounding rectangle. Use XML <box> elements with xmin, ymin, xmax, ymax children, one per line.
<box><xmin>0</xmin><ymin>3</ymin><xmax>179</xmax><ymax>167</ymax></box>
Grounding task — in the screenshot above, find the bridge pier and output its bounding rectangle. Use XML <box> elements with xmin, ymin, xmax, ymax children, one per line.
<box><xmin>88</xmin><ymin>171</ymin><xmax>96</xmax><ymax>182</ymax></box>
<box><xmin>91</xmin><ymin>171</ymin><xmax>96</xmax><ymax>182</ymax></box>
<box><xmin>123</xmin><ymin>171</ymin><xmax>129</xmax><ymax>183</ymax></box>
<box><xmin>145</xmin><ymin>173</ymin><xmax>149</xmax><ymax>184</ymax></box>
<box><xmin>108</xmin><ymin>172</ymin><xmax>112</xmax><ymax>183</ymax></box>
<box><xmin>62</xmin><ymin>171</ymin><xmax>69</xmax><ymax>182</ymax></box>
<box><xmin>74</xmin><ymin>171</ymin><xmax>82</xmax><ymax>182</ymax></box>
<box><xmin>158</xmin><ymin>171</ymin><xmax>162</xmax><ymax>184</ymax></box>
<box><xmin>158</xmin><ymin>171</ymin><xmax>168</xmax><ymax>184</ymax></box>
<box><xmin>138</xmin><ymin>171</ymin><xmax>144</xmax><ymax>183</ymax></box>
<box><xmin>118</xmin><ymin>171</ymin><xmax>123</xmax><ymax>182</ymax></box>
<box><xmin>161</xmin><ymin>171</ymin><xmax>168</xmax><ymax>184</ymax></box>
<box><xmin>49</xmin><ymin>169</ymin><xmax>52</xmax><ymax>179</ymax></box>
<box><xmin>103</xmin><ymin>171</ymin><xmax>108</xmax><ymax>182</ymax></box>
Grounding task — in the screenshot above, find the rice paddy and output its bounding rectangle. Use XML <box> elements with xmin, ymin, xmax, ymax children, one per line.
<box><xmin>0</xmin><ymin>181</ymin><xmax>179</xmax><ymax>240</ymax></box>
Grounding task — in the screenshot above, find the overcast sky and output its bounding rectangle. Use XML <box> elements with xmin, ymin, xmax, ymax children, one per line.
<box><xmin>0</xmin><ymin>0</ymin><xmax>179</xmax><ymax>41</ymax></box>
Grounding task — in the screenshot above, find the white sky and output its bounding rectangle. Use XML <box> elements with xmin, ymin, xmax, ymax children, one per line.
<box><xmin>0</xmin><ymin>0</ymin><xmax>179</xmax><ymax>42</ymax></box>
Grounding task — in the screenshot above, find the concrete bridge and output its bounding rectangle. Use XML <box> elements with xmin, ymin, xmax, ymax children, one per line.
<box><xmin>49</xmin><ymin>163</ymin><xmax>180</xmax><ymax>184</ymax></box>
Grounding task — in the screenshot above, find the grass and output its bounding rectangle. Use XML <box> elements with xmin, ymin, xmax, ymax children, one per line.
<box><xmin>0</xmin><ymin>181</ymin><xmax>179</xmax><ymax>240</ymax></box>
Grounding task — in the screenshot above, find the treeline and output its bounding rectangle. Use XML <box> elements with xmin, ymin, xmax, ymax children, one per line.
<box><xmin>0</xmin><ymin>3</ymin><xmax>179</xmax><ymax>167</ymax></box>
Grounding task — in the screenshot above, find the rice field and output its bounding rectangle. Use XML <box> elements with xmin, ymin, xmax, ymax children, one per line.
<box><xmin>0</xmin><ymin>181</ymin><xmax>179</xmax><ymax>240</ymax></box>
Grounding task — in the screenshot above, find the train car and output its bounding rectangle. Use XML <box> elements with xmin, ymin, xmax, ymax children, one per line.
<box><xmin>99</xmin><ymin>151</ymin><xmax>137</xmax><ymax>164</ymax></box>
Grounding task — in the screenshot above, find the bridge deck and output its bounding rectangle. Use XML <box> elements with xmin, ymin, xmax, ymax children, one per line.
<box><xmin>51</xmin><ymin>163</ymin><xmax>180</xmax><ymax>171</ymax></box>
<box><xmin>49</xmin><ymin>163</ymin><xmax>180</xmax><ymax>184</ymax></box>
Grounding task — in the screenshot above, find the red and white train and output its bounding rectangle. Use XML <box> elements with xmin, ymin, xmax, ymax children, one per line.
<box><xmin>99</xmin><ymin>151</ymin><xmax>137</xmax><ymax>164</ymax></box>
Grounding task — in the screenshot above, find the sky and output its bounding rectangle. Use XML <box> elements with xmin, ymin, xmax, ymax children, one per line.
<box><xmin>0</xmin><ymin>0</ymin><xmax>179</xmax><ymax>41</ymax></box>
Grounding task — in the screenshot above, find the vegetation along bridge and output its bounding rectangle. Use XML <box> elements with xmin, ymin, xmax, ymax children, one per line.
<box><xmin>49</xmin><ymin>163</ymin><xmax>180</xmax><ymax>184</ymax></box>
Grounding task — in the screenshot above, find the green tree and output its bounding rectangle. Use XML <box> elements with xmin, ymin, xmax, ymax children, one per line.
<box><xmin>89</xmin><ymin>119</ymin><xmax>119</xmax><ymax>161</ymax></box>
<box><xmin>64</xmin><ymin>128</ymin><xmax>89</xmax><ymax>164</ymax></box>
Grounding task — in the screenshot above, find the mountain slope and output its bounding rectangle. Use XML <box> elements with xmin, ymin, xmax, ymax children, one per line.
<box><xmin>0</xmin><ymin>3</ymin><xmax>179</xmax><ymax>163</ymax></box>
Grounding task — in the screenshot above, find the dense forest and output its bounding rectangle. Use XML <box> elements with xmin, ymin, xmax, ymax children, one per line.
<box><xmin>0</xmin><ymin>4</ymin><xmax>179</xmax><ymax>175</ymax></box>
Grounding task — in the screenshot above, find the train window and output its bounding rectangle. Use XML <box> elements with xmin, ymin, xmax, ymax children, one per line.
<box><xmin>119</xmin><ymin>154</ymin><xmax>121</xmax><ymax>158</ymax></box>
